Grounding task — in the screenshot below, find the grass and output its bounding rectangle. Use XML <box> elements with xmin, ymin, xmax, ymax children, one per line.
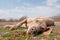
<box><xmin>0</xmin><ymin>28</ymin><xmax>55</xmax><ymax>40</ymax></box>
<box><xmin>0</xmin><ymin>22</ymin><xmax>60</xmax><ymax>40</ymax></box>
<box><xmin>0</xmin><ymin>27</ymin><xmax>30</xmax><ymax>40</ymax></box>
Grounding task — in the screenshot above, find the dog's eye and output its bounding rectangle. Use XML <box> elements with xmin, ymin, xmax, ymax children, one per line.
<box><xmin>32</xmin><ymin>29</ymin><xmax>33</xmax><ymax>30</ymax></box>
<box><xmin>41</xmin><ymin>27</ymin><xmax>44</xmax><ymax>29</ymax></box>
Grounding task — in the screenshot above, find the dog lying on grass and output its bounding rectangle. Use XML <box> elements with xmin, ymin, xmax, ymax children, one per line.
<box><xmin>3</xmin><ymin>17</ymin><xmax>55</xmax><ymax>36</ymax></box>
<box><xmin>27</xmin><ymin>17</ymin><xmax>55</xmax><ymax>36</ymax></box>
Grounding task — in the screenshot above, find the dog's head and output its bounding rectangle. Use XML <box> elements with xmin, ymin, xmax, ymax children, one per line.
<box><xmin>27</xmin><ymin>19</ymin><xmax>47</xmax><ymax>35</ymax></box>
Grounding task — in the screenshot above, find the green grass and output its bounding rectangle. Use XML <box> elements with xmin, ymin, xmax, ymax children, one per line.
<box><xmin>0</xmin><ymin>22</ymin><xmax>60</xmax><ymax>40</ymax></box>
<box><xmin>0</xmin><ymin>28</ymin><xmax>57</xmax><ymax>40</ymax></box>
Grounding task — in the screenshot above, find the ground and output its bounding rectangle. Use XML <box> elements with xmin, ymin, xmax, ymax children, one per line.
<box><xmin>0</xmin><ymin>22</ymin><xmax>60</xmax><ymax>40</ymax></box>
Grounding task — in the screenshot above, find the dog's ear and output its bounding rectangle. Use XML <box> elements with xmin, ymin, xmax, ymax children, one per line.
<box><xmin>43</xmin><ymin>27</ymin><xmax>52</xmax><ymax>35</ymax></box>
